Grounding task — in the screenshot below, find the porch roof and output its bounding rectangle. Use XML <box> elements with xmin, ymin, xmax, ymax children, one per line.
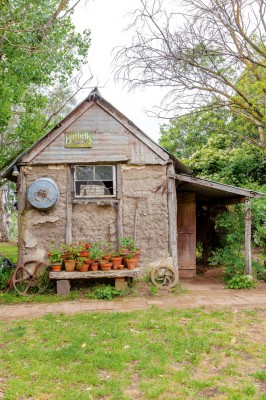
<box><xmin>172</xmin><ymin>173</ymin><xmax>263</xmax><ymax>203</ymax></box>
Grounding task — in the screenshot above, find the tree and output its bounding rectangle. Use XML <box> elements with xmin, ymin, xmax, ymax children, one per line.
<box><xmin>0</xmin><ymin>0</ymin><xmax>92</xmax><ymax>241</ymax></box>
<box><xmin>116</xmin><ymin>0</ymin><xmax>266</xmax><ymax>150</ymax></box>
<box><xmin>0</xmin><ymin>0</ymin><xmax>91</xmax><ymax>170</ymax></box>
<box><xmin>160</xmin><ymin>106</ymin><xmax>266</xmax><ymax>185</ymax></box>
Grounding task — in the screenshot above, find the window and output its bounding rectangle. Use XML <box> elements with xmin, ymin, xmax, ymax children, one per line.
<box><xmin>74</xmin><ymin>165</ymin><xmax>116</xmax><ymax>198</ymax></box>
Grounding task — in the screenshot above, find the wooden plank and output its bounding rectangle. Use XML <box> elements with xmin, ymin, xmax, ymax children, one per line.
<box><xmin>173</xmin><ymin>173</ymin><xmax>261</xmax><ymax>198</ymax></box>
<box><xmin>245</xmin><ymin>198</ymin><xmax>252</xmax><ymax>275</ymax></box>
<box><xmin>31</xmin><ymin>129</ymin><xmax>130</xmax><ymax>164</ymax></box>
<box><xmin>167</xmin><ymin>164</ymin><xmax>179</xmax><ymax>274</ymax></box>
<box><xmin>97</xmin><ymin>101</ymin><xmax>169</xmax><ymax>162</ymax></box>
<box><xmin>22</xmin><ymin>101</ymin><xmax>94</xmax><ymax>163</ymax></box>
<box><xmin>65</xmin><ymin>165</ymin><xmax>72</xmax><ymax>244</ymax></box>
<box><xmin>50</xmin><ymin>268</ymin><xmax>140</xmax><ymax>279</ymax></box>
<box><xmin>176</xmin><ymin>192</ymin><xmax>196</xmax><ymax>272</ymax></box>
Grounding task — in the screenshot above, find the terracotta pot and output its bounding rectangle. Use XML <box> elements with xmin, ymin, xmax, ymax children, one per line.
<box><xmin>123</xmin><ymin>251</ymin><xmax>136</xmax><ymax>268</ymax></box>
<box><xmin>62</xmin><ymin>252</ymin><xmax>71</xmax><ymax>260</ymax></box>
<box><xmin>100</xmin><ymin>262</ymin><xmax>113</xmax><ymax>271</ymax></box>
<box><xmin>80</xmin><ymin>251</ymin><xmax>90</xmax><ymax>257</ymax></box>
<box><xmin>52</xmin><ymin>264</ymin><xmax>62</xmax><ymax>272</ymax></box>
<box><xmin>84</xmin><ymin>259</ymin><xmax>92</xmax><ymax>265</ymax></box>
<box><xmin>77</xmin><ymin>265</ymin><xmax>89</xmax><ymax>272</ymax></box>
<box><xmin>134</xmin><ymin>250</ymin><xmax>141</xmax><ymax>263</ymax></box>
<box><xmin>103</xmin><ymin>254</ymin><xmax>112</xmax><ymax>260</ymax></box>
<box><xmin>111</xmin><ymin>256</ymin><xmax>123</xmax><ymax>268</ymax></box>
<box><xmin>64</xmin><ymin>260</ymin><xmax>75</xmax><ymax>272</ymax></box>
<box><xmin>126</xmin><ymin>258</ymin><xmax>137</xmax><ymax>270</ymax></box>
<box><xmin>91</xmin><ymin>263</ymin><xmax>99</xmax><ymax>271</ymax></box>
<box><xmin>118</xmin><ymin>264</ymin><xmax>124</xmax><ymax>270</ymax></box>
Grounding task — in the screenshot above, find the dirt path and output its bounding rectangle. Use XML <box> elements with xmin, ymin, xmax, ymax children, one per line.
<box><xmin>1</xmin><ymin>280</ymin><xmax>265</xmax><ymax>321</ymax></box>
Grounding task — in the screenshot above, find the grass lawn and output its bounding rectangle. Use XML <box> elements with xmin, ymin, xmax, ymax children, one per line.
<box><xmin>0</xmin><ymin>242</ymin><xmax>18</xmax><ymax>264</ymax></box>
<box><xmin>0</xmin><ymin>308</ymin><xmax>265</xmax><ymax>400</ymax></box>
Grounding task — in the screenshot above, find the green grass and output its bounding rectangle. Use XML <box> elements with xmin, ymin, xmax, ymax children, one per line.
<box><xmin>0</xmin><ymin>308</ymin><xmax>265</xmax><ymax>399</ymax></box>
<box><xmin>0</xmin><ymin>242</ymin><xmax>18</xmax><ymax>264</ymax></box>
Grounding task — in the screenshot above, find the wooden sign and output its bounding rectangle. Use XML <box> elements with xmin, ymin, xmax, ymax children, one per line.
<box><xmin>65</xmin><ymin>131</ymin><xmax>92</xmax><ymax>148</ymax></box>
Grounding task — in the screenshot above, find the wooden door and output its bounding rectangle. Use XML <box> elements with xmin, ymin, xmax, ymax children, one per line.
<box><xmin>177</xmin><ymin>192</ymin><xmax>196</xmax><ymax>278</ymax></box>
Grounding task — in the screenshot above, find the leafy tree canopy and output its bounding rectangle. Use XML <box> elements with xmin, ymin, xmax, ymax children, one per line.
<box><xmin>0</xmin><ymin>0</ymin><xmax>91</xmax><ymax>170</ymax></box>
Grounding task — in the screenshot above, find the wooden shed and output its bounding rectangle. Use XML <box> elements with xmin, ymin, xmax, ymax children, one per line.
<box><xmin>3</xmin><ymin>88</ymin><xmax>261</xmax><ymax>279</ymax></box>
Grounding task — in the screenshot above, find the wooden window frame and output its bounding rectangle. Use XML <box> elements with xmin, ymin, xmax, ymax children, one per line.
<box><xmin>73</xmin><ymin>165</ymin><xmax>117</xmax><ymax>199</ymax></box>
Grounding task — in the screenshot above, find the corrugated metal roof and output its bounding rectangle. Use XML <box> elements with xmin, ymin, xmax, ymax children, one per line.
<box><xmin>174</xmin><ymin>173</ymin><xmax>263</xmax><ymax>201</ymax></box>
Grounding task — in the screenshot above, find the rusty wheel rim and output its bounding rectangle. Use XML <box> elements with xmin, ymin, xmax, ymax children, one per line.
<box><xmin>151</xmin><ymin>266</ymin><xmax>178</xmax><ymax>289</ymax></box>
<box><xmin>12</xmin><ymin>260</ymin><xmax>50</xmax><ymax>296</ymax></box>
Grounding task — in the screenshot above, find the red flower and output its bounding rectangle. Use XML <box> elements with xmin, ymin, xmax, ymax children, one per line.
<box><xmin>84</xmin><ymin>243</ymin><xmax>90</xmax><ymax>249</ymax></box>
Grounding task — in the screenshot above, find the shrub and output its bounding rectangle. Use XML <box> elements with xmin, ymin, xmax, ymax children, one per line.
<box><xmin>253</xmin><ymin>261</ymin><xmax>265</xmax><ymax>281</ymax></box>
<box><xmin>149</xmin><ymin>284</ymin><xmax>158</xmax><ymax>296</ymax></box>
<box><xmin>0</xmin><ymin>266</ymin><xmax>13</xmax><ymax>291</ymax></box>
<box><xmin>88</xmin><ymin>285</ymin><xmax>123</xmax><ymax>300</ymax></box>
<box><xmin>226</xmin><ymin>275</ymin><xmax>257</xmax><ymax>289</ymax></box>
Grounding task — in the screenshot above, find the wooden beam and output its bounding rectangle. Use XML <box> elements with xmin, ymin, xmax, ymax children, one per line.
<box><xmin>65</xmin><ymin>165</ymin><xmax>72</xmax><ymax>244</ymax></box>
<box><xmin>116</xmin><ymin>164</ymin><xmax>123</xmax><ymax>245</ymax></box>
<box><xmin>167</xmin><ymin>164</ymin><xmax>179</xmax><ymax>275</ymax></box>
<box><xmin>245</xmin><ymin>198</ymin><xmax>252</xmax><ymax>275</ymax></box>
<box><xmin>173</xmin><ymin>173</ymin><xmax>261</xmax><ymax>198</ymax></box>
<box><xmin>17</xmin><ymin>168</ymin><xmax>26</xmax><ymax>269</ymax></box>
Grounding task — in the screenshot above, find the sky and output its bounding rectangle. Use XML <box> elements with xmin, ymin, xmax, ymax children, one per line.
<box><xmin>72</xmin><ymin>0</ymin><xmax>170</xmax><ymax>143</ymax></box>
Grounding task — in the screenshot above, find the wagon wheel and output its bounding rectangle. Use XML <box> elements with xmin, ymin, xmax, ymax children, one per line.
<box><xmin>12</xmin><ymin>260</ymin><xmax>50</xmax><ymax>296</ymax></box>
<box><xmin>151</xmin><ymin>266</ymin><xmax>178</xmax><ymax>289</ymax></box>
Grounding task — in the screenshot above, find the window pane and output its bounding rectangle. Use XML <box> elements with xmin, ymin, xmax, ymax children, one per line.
<box><xmin>95</xmin><ymin>166</ymin><xmax>113</xmax><ymax>180</ymax></box>
<box><xmin>76</xmin><ymin>166</ymin><xmax>93</xmax><ymax>180</ymax></box>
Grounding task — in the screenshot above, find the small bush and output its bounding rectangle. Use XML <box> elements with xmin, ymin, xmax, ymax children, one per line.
<box><xmin>226</xmin><ymin>275</ymin><xmax>257</xmax><ymax>289</ymax></box>
<box><xmin>252</xmin><ymin>261</ymin><xmax>265</xmax><ymax>280</ymax></box>
<box><xmin>88</xmin><ymin>285</ymin><xmax>123</xmax><ymax>300</ymax></box>
<box><xmin>0</xmin><ymin>263</ymin><xmax>14</xmax><ymax>291</ymax></box>
<box><xmin>149</xmin><ymin>284</ymin><xmax>158</xmax><ymax>296</ymax></box>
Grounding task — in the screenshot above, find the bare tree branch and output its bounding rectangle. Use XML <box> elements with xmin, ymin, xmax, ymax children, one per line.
<box><xmin>115</xmin><ymin>0</ymin><xmax>266</xmax><ymax>149</ymax></box>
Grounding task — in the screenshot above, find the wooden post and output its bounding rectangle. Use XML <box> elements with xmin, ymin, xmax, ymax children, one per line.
<box><xmin>167</xmin><ymin>164</ymin><xmax>179</xmax><ymax>275</ymax></box>
<box><xmin>245</xmin><ymin>198</ymin><xmax>252</xmax><ymax>275</ymax></box>
<box><xmin>116</xmin><ymin>164</ymin><xmax>123</xmax><ymax>245</ymax></box>
<box><xmin>17</xmin><ymin>167</ymin><xmax>26</xmax><ymax>269</ymax></box>
<box><xmin>65</xmin><ymin>165</ymin><xmax>72</xmax><ymax>243</ymax></box>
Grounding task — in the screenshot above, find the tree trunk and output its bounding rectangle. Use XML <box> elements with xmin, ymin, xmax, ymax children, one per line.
<box><xmin>0</xmin><ymin>186</ymin><xmax>9</xmax><ymax>242</ymax></box>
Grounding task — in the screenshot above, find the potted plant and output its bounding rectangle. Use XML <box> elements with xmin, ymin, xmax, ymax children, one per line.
<box><xmin>101</xmin><ymin>240</ymin><xmax>114</xmax><ymax>260</ymax></box>
<box><xmin>49</xmin><ymin>248</ymin><xmax>62</xmax><ymax>272</ymax></box>
<box><xmin>111</xmin><ymin>248</ymin><xmax>124</xmax><ymax>269</ymax></box>
<box><xmin>76</xmin><ymin>257</ymin><xmax>88</xmax><ymax>272</ymax></box>
<box><xmin>125</xmin><ymin>252</ymin><xmax>137</xmax><ymax>270</ymax></box>
<box><xmin>119</xmin><ymin>237</ymin><xmax>137</xmax><ymax>267</ymax></box>
<box><xmin>61</xmin><ymin>244</ymin><xmax>79</xmax><ymax>271</ymax></box>
<box><xmin>99</xmin><ymin>258</ymin><xmax>113</xmax><ymax>271</ymax></box>
<box><xmin>89</xmin><ymin>246</ymin><xmax>103</xmax><ymax>271</ymax></box>
<box><xmin>78</xmin><ymin>241</ymin><xmax>90</xmax><ymax>258</ymax></box>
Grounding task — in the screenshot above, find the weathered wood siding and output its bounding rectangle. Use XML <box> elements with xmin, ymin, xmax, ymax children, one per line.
<box><xmin>26</xmin><ymin>104</ymin><xmax>166</xmax><ymax>165</ymax></box>
<box><xmin>177</xmin><ymin>192</ymin><xmax>196</xmax><ymax>278</ymax></box>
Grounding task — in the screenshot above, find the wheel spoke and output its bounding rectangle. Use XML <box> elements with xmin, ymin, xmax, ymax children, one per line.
<box><xmin>151</xmin><ymin>266</ymin><xmax>178</xmax><ymax>289</ymax></box>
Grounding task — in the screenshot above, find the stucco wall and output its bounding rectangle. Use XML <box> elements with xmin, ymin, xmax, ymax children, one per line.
<box><xmin>121</xmin><ymin>165</ymin><xmax>169</xmax><ymax>261</ymax></box>
<box><xmin>21</xmin><ymin>165</ymin><xmax>67</xmax><ymax>262</ymax></box>
<box><xmin>72</xmin><ymin>203</ymin><xmax>117</xmax><ymax>244</ymax></box>
<box><xmin>21</xmin><ymin>163</ymin><xmax>169</xmax><ymax>264</ymax></box>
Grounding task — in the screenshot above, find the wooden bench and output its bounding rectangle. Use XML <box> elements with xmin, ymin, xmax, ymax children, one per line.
<box><xmin>49</xmin><ymin>269</ymin><xmax>140</xmax><ymax>295</ymax></box>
